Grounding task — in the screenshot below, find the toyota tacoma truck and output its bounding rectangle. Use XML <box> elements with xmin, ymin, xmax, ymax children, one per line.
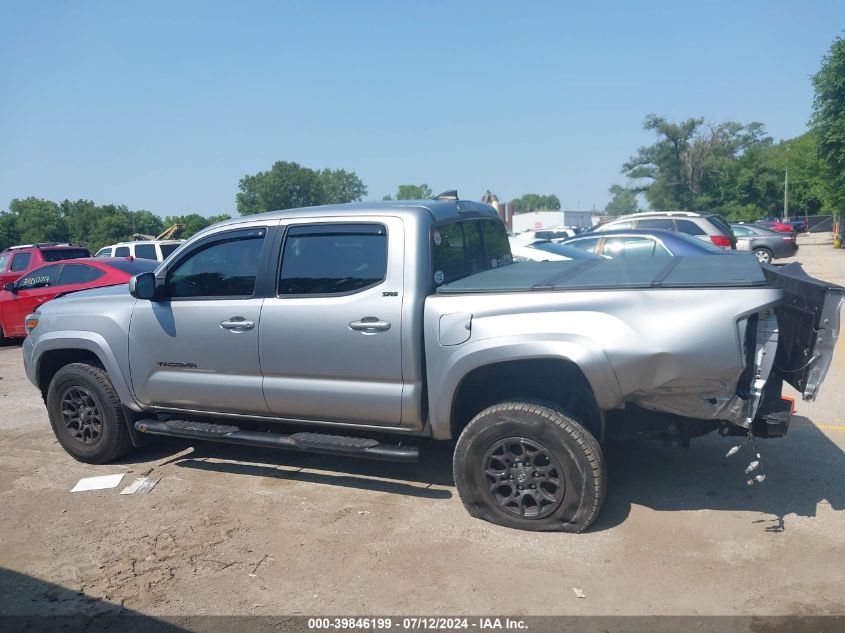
<box><xmin>21</xmin><ymin>194</ymin><xmax>843</xmax><ymax>532</ymax></box>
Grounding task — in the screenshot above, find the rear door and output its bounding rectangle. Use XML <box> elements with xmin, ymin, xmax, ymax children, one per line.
<box><xmin>259</xmin><ymin>218</ymin><xmax>405</xmax><ymax>426</ymax></box>
<box><xmin>128</xmin><ymin>226</ymin><xmax>272</xmax><ymax>414</ymax></box>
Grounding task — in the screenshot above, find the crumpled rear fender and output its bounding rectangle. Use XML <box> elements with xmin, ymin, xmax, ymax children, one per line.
<box><xmin>427</xmin><ymin>334</ymin><xmax>623</xmax><ymax>439</ymax></box>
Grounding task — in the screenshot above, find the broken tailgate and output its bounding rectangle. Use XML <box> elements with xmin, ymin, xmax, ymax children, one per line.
<box><xmin>763</xmin><ymin>262</ymin><xmax>844</xmax><ymax>401</ymax></box>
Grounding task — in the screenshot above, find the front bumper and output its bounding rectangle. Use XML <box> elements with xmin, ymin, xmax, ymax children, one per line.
<box><xmin>22</xmin><ymin>335</ymin><xmax>38</xmax><ymax>388</ymax></box>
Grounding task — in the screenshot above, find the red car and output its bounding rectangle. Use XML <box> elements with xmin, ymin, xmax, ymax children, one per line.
<box><xmin>755</xmin><ymin>220</ymin><xmax>796</xmax><ymax>234</ymax></box>
<box><xmin>0</xmin><ymin>243</ymin><xmax>92</xmax><ymax>289</ymax></box>
<box><xmin>0</xmin><ymin>258</ymin><xmax>157</xmax><ymax>340</ymax></box>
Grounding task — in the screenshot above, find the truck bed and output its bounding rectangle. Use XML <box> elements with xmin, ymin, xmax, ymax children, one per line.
<box><xmin>437</xmin><ymin>254</ymin><xmax>767</xmax><ymax>293</ymax></box>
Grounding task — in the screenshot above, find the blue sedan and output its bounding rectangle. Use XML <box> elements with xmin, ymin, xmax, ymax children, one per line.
<box><xmin>558</xmin><ymin>228</ymin><xmax>733</xmax><ymax>259</ymax></box>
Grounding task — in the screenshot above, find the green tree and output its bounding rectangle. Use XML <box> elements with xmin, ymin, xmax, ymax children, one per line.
<box><xmin>395</xmin><ymin>184</ymin><xmax>433</xmax><ymax>200</ymax></box>
<box><xmin>811</xmin><ymin>36</ymin><xmax>845</xmax><ymax>210</ymax></box>
<box><xmin>236</xmin><ymin>161</ymin><xmax>367</xmax><ymax>215</ymax></box>
<box><xmin>510</xmin><ymin>193</ymin><xmax>561</xmax><ymax>213</ymax></box>
<box><xmin>0</xmin><ymin>211</ymin><xmax>21</xmax><ymax>251</ymax></box>
<box><xmin>605</xmin><ymin>185</ymin><xmax>639</xmax><ymax>215</ymax></box>
<box><xmin>320</xmin><ymin>168</ymin><xmax>367</xmax><ymax>204</ymax></box>
<box><xmin>622</xmin><ymin>115</ymin><xmax>771</xmax><ymax>212</ymax></box>
<box><xmin>9</xmin><ymin>197</ymin><xmax>67</xmax><ymax>244</ymax></box>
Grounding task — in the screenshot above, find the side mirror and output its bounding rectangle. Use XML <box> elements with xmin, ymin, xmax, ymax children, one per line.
<box><xmin>3</xmin><ymin>282</ymin><xmax>16</xmax><ymax>294</ymax></box>
<box><xmin>129</xmin><ymin>272</ymin><xmax>157</xmax><ymax>300</ymax></box>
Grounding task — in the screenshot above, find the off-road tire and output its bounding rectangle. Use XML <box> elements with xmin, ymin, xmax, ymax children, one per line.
<box><xmin>453</xmin><ymin>402</ymin><xmax>605</xmax><ymax>532</ymax></box>
<box><xmin>46</xmin><ymin>363</ymin><xmax>132</xmax><ymax>464</ymax></box>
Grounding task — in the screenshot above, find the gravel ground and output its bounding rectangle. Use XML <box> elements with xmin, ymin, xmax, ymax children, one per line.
<box><xmin>0</xmin><ymin>236</ymin><xmax>843</xmax><ymax>618</ymax></box>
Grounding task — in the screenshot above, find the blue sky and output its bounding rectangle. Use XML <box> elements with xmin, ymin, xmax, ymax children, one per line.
<box><xmin>1</xmin><ymin>1</ymin><xmax>842</xmax><ymax>216</ymax></box>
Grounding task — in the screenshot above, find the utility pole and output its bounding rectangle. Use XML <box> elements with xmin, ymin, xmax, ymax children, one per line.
<box><xmin>783</xmin><ymin>145</ymin><xmax>789</xmax><ymax>219</ymax></box>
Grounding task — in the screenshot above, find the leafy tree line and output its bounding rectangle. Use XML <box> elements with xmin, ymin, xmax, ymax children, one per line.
<box><xmin>510</xmin><ymin>193</ymin><xmax>561</xmax><ymax>213</ymax></box>
<box><xmin>606</xmin><ymin>36</ymin><xmax>845</xmax><ymax>220</ymax></box>
<box><xmin>0</xmin><ymin>197</ymin><xmax>231</xmax><ymax>252</ymax></box>
<box><xmin>1</xmin><ymin>158</ymin><xmax>438</xmax><ymax>251</ymax></box>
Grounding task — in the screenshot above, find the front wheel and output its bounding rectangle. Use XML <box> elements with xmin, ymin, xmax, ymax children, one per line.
<box><xmin>753</xmin><ymin>247</ymin><xmax>773</xmax><ymax>264</ymax></box>
<box><xmin>46</xmin><ymin>363</ymin><xmax>133</xmax><ymax>464</ymax></box>
<box><xmin>453</xmin><ymin>402</ymin><xmax>605</xmax><ymax>532</ymax></box>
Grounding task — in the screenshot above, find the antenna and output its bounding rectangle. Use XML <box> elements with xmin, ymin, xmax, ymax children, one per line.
<box><xmin>432</xmin><ymin>190</ymin><xmax>459</xmax><ymax>201</ymax></box>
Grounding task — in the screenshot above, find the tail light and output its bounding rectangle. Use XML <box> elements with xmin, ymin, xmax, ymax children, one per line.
<box><xmin>782</xmin><ymin>236</ymin><xmax>795</xmax><ymax>242</ymax></box>
<box><xmin>710</xmin><ymin>235</ymin><xmax>733</xmax><ymax>248</ymax></box>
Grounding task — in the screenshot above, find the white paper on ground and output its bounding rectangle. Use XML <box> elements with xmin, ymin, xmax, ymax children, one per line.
<box><xmin>120</xmin><ymin>477</ymin><xmax>160</xmax><ymax>495</ymax></box>
<box><xmin>70</xmin><ymin>473</ymin><xmax>125</xmax><ymax>492</ymax></box>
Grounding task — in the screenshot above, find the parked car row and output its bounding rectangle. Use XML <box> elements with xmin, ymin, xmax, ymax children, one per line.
<box><xmin>95</xmin><ymin>239</ymin><xmax>184</xmax><ymax>261</ymax></box>
<box><xmin>0</xmin><ymin>258</ymin><xmax>158</xmax><ymax>341</ymax></box>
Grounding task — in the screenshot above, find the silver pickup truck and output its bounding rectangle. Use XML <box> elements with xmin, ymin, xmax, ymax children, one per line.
<box><xmin>22</xmin><ymin>196</ymin><xmax>843</xmax><ymax>532</ymax></box>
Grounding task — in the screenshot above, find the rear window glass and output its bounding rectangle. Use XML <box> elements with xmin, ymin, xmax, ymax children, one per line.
<box><xmin>672</xmin><ymin>231</ymin><xmax>724</xmax><ymax>252</ymax></box>
<box><xmin>675</xmin><ymin>219</ymin><xmax>707</xmax><ymax>236</ymax></box>
<box><xmin>279</xmin><ymin>224</ymin><xmax>387</xmax><ymax>295</ymax></box>
<box><xmin>58</xmin><ymin>264</ymin><xmax>106</xmax><ymax>285</ymax></box>
<box><xmin>431</xmin><ymin>219</ymin><xmax>511</xmax><ymax>286</ymax></box>
<box><xmin>105</xmin><ymin>258</ymin><xmax>159</xmax><ymax>275</ymax></box>
<box><xmin>11</xmin><ymin>253</ymin><xmax>31</xmax><ymax>271</ymax></box>
<box><xmin>706</xmin><ymin>214</ymin><xmax>733</xmax><ymax>235</ymax></box>
<box><xmin>41</xmin><ymin>249</ymin><xmax>90</xmax><ymax>262</ymax></box>
<box><xmin>134</xmin><ymin>244</ymin><xmax>157</xmax><ymax>260</ymax></box>
<box><xmin>160</xmin><ymin>243</ymin><xmax>181</xmax><ymax>259</ymax></box>
<box><xmin>565</xmin><ymin>237</ymin><xmax>601</xmax><ymax>253</ymax></box>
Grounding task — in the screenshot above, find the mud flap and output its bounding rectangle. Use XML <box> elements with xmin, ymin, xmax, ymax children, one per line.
<box><xmin>762</xmin><ymin>262</ymin><xmax>844</xmax><ymax>401</ymax></box>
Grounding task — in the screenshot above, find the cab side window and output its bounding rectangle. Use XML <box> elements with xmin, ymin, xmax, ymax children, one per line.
<box><xmin>278</xmin><ymin>224</ymin><xmax>387</xmax><ymax>295</ymax></box>
<box><xmin>0</xmin><ymin>254</ymin><xmax>9</xmax><ymax>271</ymax></box>
<box><xmin>17</xmin><ymin>265</ymin><xmax>61</xmax><ymax>289</ymax></box>
<box><xmin>114</xmin><ymin>246</ymin><xmax>130</xmax><ymax>257</ymax></box>
<box><xmin>11</xmin><ymin>253</ymin><xmax>31</xmax><ymax>272</ymax></box>
<box><xmin>165</xmin><ymin>230</ymin><xmax>265</xmax><ymax>298</ymax></box>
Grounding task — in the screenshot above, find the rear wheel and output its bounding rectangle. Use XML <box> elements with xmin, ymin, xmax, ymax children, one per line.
<box><xmin>453</xmin><ymin>402</ymin><xmax>605</xmax><ymax>532</ymax></box>
<box><xmin>0</xmin><ymin>324</ymin><xmax>13</xmax><ymax>345</ymax></box>
<box><xmin>753</xmin><ymin>247</ymin><xmax>773</xmax><ymax>264</ymax></box>
<box><xmin>46</xmin><ymin>363</ymin><xmax>132</xmax><ymax>464</ymax></box>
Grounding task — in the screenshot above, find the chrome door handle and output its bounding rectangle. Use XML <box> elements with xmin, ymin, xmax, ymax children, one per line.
<box><xmin>220</xmin><ymin>317</ymin><xmax>255</xmax><ymax>331</ymax></box>
<box><xmin>349</xmin><ymin>317</ymin><xmax>391</xmax><ymax>332</ymax></box>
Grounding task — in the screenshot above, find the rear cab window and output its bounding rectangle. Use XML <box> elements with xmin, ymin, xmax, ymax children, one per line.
<box><xmin>40</xmin><ymin>248</ymin><xmax>90</xmax><ymax>262</ymax></box>
<box><xmin>431</xmin><ymin>218</ymin><xmax>511</xmax><ymax>286</ymax></box>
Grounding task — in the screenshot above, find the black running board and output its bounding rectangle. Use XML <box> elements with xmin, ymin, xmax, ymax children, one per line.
<box><xmin>134</xmin><ymin>419</ymin><xmax>419</xmax><ymax>462</ymax></box>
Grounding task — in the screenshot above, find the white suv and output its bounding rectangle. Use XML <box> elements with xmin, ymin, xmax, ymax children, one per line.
<box><xmin>95</xmin><ymin>240</ymin><xmax>184</xmax><ymax>262</ymax></box>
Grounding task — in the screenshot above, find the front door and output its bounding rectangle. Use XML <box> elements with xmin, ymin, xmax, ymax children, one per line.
<box><xmin>3</xmin><ymin>264</ymin><xmax>62</xmax><ymax>336</ymax></box>
<box><xmin>259</xmin><ymin>218</ymin><xmax>405</xmax><ymax>426</ymax></box>
<box><xmin>128</xmin><ymin>226</ymin><xmax>271</xmax><ymax>415</ymax></box>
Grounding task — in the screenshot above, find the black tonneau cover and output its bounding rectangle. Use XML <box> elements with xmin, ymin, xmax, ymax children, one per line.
<box><xmin>438</xmin><ymin>254</ymin><xmax>767</xmax><ymax>294</ymax></box>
